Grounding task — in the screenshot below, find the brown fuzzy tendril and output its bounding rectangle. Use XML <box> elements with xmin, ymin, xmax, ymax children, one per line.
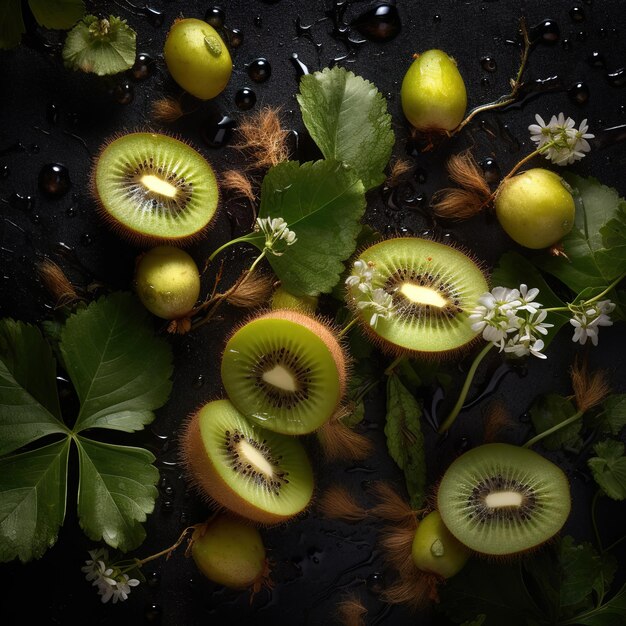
<box><xmin>151</xmin><ymin>96</ymin><xmax>185</xmax><ymax>124</ymax></box>
<box><xmin>167</xmin><ymin>317</ymin><xmax>192</xmax><ymax>335</ymax></box>
<box><xmin>221</xmin><ymin>170</ymin><xmax>257</xmax><ymax>207</ymax></box>
<box><xmin>317</xmin><ymin>409</ymin><xmax>374</xmax><ymax>461</ymax></box>
<box><xmin>483</xmin><ymin>400</ymin><xmax>514</xmax><ymax>443</ymax></box>
<box><xmin>369</xmin><ymin>482</ymin><xmax>418</xmax><ymax>523</ymax></box>
<box><xmin>38</xmin><ymin>259</ymin><xmax>80</xmax><ymax>307</ymax></box>
<box><xmin>386</xmin><ymin>158</ymin><xmax>413</xmax><ymax>187</ymax></box>
<box><xmin>234</xmin><ymin>106</ymin><xmax>290</xmax><ymax>169</ymax></box>
<box><xmin>224</xmin><ymin>272</ymin><xmax>274</xmax><ymax>309</ymax></box>
<box><xmin>571</xmin><ymin>357</ymin><xmax>610</xmax><ymax>414</ymax></box>
<box><xmin>317</xmin><ymin>485</ymin><xmax>368</xmax><ymax>522</ymax></box>
<box><xmin>381</xmin><ymin>570</ymin><xmax>440</xmax><ymax>609</ymax></box>
<box><xmin>336</xmin><ymin>595</ymin><xmax>367</xmax><ymax>626</ymax></box>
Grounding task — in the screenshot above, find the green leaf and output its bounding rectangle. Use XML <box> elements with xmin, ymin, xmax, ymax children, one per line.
<box><xmin>0</xmin><ymin>439</ymin><xmax>70</xmax><ymax>562</ymax></box>
<box><xmin>559</xmin><ymin>536</ymin><xmax>605</xmax><ymax>608</ymax></box>
<box><xmin>597</xmin><ymin>395</ymin><xmax>626</xmax><ymax>435</ymax></box>
<box><xmin>60</xmin><ymin>293</ymin><xmax>173</xmax><ymax>433</ymax></box>
<box><xmin>536</xmin><ymin>175</ymin><xmax>626</xmax><ymax>293</ymax></box>
<box><xmin>76</xmin><ymin>437</ymin><xmax>158</xmax><ymax>552</ymax></box>
<box><xmin>249</xmin><ymin>160</ymin><xmax>366</xmax><ymax>295</ymax></box>
<box><xmin>297</xmin><ymin>66</ymin><xmax>394</xmax><ymax>190</ymax></box>
<box><xmin>566</xmin><ymin>583</ymin><xmax>626</xmax><ymax>626</ymax></box>
<box><xmin>462</xmin><ymin>617</ymin><xmax>487</xmax><ymax>626</ymax></box>
<box><xmin>529</xmin><ymin>394</ymin><xmax>581</xmax><ymax>451</ymax></box>
<box><xmin>0</xmin><ymin>321</ymin><xmax>67</xmax><ymax>455</ymax></box>
<box><xmin>492</xmin><ymin>251</ymin><xmax>569</xmax><ymax>347</ymax></box>
<box><xmin>62</xmin><ymin>15</ymin><xmax>137</xmax><ymax>76</ymax></box>
<box><xmin>0</xmin><ymin>0</ymin><xmax>25</xmax><ymax>49</ymax></box>
<box><xmin>384</xmin><ymin>374</ymin><xmax>426</xmax><ymax>508</ymax></box>
<box><xmin>588</xmin><ymin>439</ymin><xmax>626</xmax><ymax>500</ymax></box>
<box><xmin>28</xmin><ymin>0</ymin><xmax>84</xmax><ymax>29</ymax></box>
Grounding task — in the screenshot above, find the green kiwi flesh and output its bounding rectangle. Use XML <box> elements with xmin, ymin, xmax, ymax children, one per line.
<box><xmin>182</xmin><ymin>399</ymin><xmax>314</xmax><ymax>524</ymax></box>
<box><xmin>93</xmin><ymin>132</ymin><xmax>219</xmax><ymax>243</ymax></box>
<box><xmin>221</xmin><ymin>310</ymin><xmax>346</xmax><ymax>435</ymax></box>
<box><xmin>347</xmin><ymin>237</ymin><xmax>489</xmax><ymax>355</ymax></box>
<box><xmin>437</xmin><ymin>443</ymin><xmax>571</xmax><ymax>556</ymax></box>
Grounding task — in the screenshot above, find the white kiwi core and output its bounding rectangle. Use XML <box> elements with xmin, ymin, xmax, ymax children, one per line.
<box><xmin>485</xmin><ymin>491</ymin><xmax>524</xmax><ymax>508</ymax></box>
<box><xmin>141</xmin><ymin>174</ymin><xmax>178</xmax><ymax>199</ymax></box>
<box><xmin>262</xmin><ymin>365</ymin><xmax>297</xmax><ymax>392</ymax></box>
<box><xmin>237</xmin><ymin>440</ymin><xmax>274</xmax><ymax>476</ymax></box>
<box><xmin>400</xmin><ymin>282</ymin><xmax>448</xmax><ymax>307</ymax></box>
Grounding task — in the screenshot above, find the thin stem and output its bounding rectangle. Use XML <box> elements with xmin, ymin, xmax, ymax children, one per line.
<box><xmin>603</xmin><ymin>533</ymin><xmax>626</xmax><ymax>554</ymax></box>
<box><xmin>504</xmin><ymin>148</ymin><xmax>543</xmax><ymax>179</ymax></box>
<box><xmin>337</xmin><ymin>317</ymin><xmax>358</xmax><ymax>339</ymax></box>
<box><xmin>591</xmin><ymin>490</ymin><xmax>603</xmax><ymax>553</ymax></box>
<box><xmin>384</xmin><ymin>354</ymin><xmax>405</xmax><ymax>377</ymax></box>
<box><xmin>131</xmin><ymin>526</ymin><xmax>197</xmax><ymax>569</ymax></box>
<box><xmin>206</xmin><ymin>234</ymin><xmax>254</xmax><ymax>266</ymax></box>
<box><xmin>353</xmin><ymin>378</ymin><xmax>380</xmax><ymax>404</ymax></box>
<box><xmin>438</xmin><ymin>342</ymin><xmax>495</xmax><ymax>433</ymax></box>
<box><xmin>523</xmin><ymin>409</ymin><xmax>583</xmax><ymax>448</ymax></box>
<box><xmin>585</xmin><ymin>272</ymin><xmax>626</xmax><ymax>304</ymax></box>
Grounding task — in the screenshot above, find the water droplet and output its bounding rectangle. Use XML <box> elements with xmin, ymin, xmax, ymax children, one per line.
<box><xmin>205</xmin><ymin>7</ymin><xmax>225</xmax><ymax>29</ymax></box>
<box><xmin>29</xmin><ymin>143</ymin><xmax>40</xmax><ymax>154</ymax></box>
<box><xmin>352</xmin><ymin>3</ymin><xmax>401</xmax><ymax>43</ymax></box>
<box><xmin>367</xmin><ymin>571</ymin><xmax>385</xmax><ymax>594</ymax></box>
<box><xmin>562</xmin><ymin>38</ymin><xmax>572</xmax><ymax>50</ymax></box>
<box><xmin>480</xmin><ymin>77</ymin><xmax>490</xmax><ymax>88</ymax></box>
<box><xmin>568</xmin><ymin>81</ymin><xmax>590</xmax><ymax>104</ymax></box>
<box><xmin>113</xmin><ymin>81</ymin><xmax>134</xmax><ymax>105</ymax></box>
<box><xmin>66</xmin><ymin>206</ymin><xmax>76</xmax><ymax>217</ymax></box>
<box><xmin>481</xmin><ymin>157</ymin><xmax>501</xmax><ymax>183</ymax></box>
<box><xmin>575</xmin><ymin>30</ymin><xmax>588</xmax><ymax>42</ymax></box>
<box><xmin>146</xmin><ymin>571</ymin><xmax>160</xmax><ymax>588</ymax></box>
<box><xmin>607</xmin><ymin>68</ymin><xmax>626</xmax><ymax>88</ymax></box>
<box><xmin>163</xmin><ymin>485</ymin><xmax>175</xmax><ymax>497</ymax></box>
<box><xmin>39</xmin><ymin>163</ymin><xmax>71</xmax><ymax>198</ymax></box>
<box><xmin>80</xmin><ymin>233</ymin><xmax>92</xmax><ymax>247</ymax></box>
<box><xmin>192</xmin><ymin>374</ymin><xmax>206</xmax><ymax>388</ymax></box>
<box><xmin>455</xmin><ymin>436</ymin><xmax>471</xmax><ymax>454</ymax></box>
<box><xmin>228</xmin><ymin>28</ymin><xmax>244</xmax><ymax>48</ymax></box>
<box><xmin>598</xmin><ymin>27</ymin><xmax>608</xmax><ymax>38</ymax></box>
<box><xmin>8</xmin><ymin>193</ymin><xmax>34</xmax><ymax>211</ymax></box>
<box><xmin>130</xmin><ymin>53</ymin><xmax>155</xmax><ymax>81</ymax></box>
<box><xmin>587</xmin><ymin>50</ymin><xmax>605</xmax><ymax>68</ymax></box>
<box><xmin>570</xmin><ymin>6</ymin><xmax>585</xmax><ymax>22</ymax></box>
<box><xmin>433</xmin><ymin>14</ymin><xmax>442</xmax><ymax>23</ymax></box>
<box><xmin>530</xmin><ymin>19</ymin><xmax>560</xmax><ymax>45</ymax></box>
<box><xmin>201</xmin><ymin>114</ymin><xmax>236</xmax><ymax>148</ymax></box>
<box><xmin>46</xmin><ymin>102</ymin><xmax>59</xmax><ymax>124</ymax></box>
<box><xmin>161</xmin><ymin>500</ymin><xmax>173</xmax><ymax>513</ymax></box>
<box><xmin>290</xmin><ymin>53</ymin><xmax>310</xmax><ymax>77</ymax></box>
<box><xmin>480</xmin><ymin>56</ymin><xmax>497</xmax><ymax>72</ymax></box>
<box><xmin>235</xmin><ymin>87</ymin><xmax>257</xmax><ymax>110</ymax></box>
<box><xmin>0</xmin><ymin>165</ymin><xmax>9</xmax><ymax>178</ymax></box>
<box><xmin>144</xmin><ymin>603</ymin><xmax>162</xmax><ymax>624</ymax></box>
<box><xmin>307</xmin><ymin>547</ymin><xmax>323</xmax><ymax>564</ymax></box>
<box><xmin>254</xmin><ymin>15</ymin><xmax>263</xmax><ymax>28</ymax></box>
<box><xmin>247</xmin><ymin>58</ymin><xmax>272</xmax><ymax>83</ymax></box>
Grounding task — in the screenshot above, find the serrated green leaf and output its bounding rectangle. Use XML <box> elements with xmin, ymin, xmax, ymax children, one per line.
<box><xmin>0</xmin><ymin>321</ymin><xmax>67</xmax><ymax>455</ymax></box>
<box><xmin>297</xmin><ymin>66</ymin><xmax>394</xmax><ymax>190</ymax></box>
<box><xmin>492</xmin><ymin>251</ymin><xmax>570</xmax><ymax>347</ymax></box>
<box><xmin>76</xmin><ymin>437</ymin><xmax>158</xmax><ymax>552</ymax></box>
<box><xmin>62</xmin><ymin>14</ymin><xmax>137</xmax><ymax>76</ymax></box>
<box><xmin>28</xmin><ymin>0</ymin><xmax>84</xmax><ymax>30</ymax></box>
<box><xmin>588</xmin><ymin>439</ymin><xmax>626</xmax><ymax>500</ymax></box>
<box><xmin>536</xmin><ymin>175</ymin><xmax>626</xmax><ymax>293</ymax></box>
<box><xmin>248</xmin><ymin>160</ymin><xmax>366</xmax><ymax>295</ymax></box>
<box><xmin>565</xmin><ymin>583</ymin><xmax>626</xmax><ymax>626</ymax></box>
<box><xmin>60</xmin><ymin>292</ymin><xmax>173</xmax><ymax>433</ymax></box>
<box><xmin>597</xmin><ymin>395</ymin><xmax>626</xmax><ymax>435</ymax></box>
<box><xmin>0</xmin><ymin>438</ymin><xmax>69</xmax><ymax>562</ymax></box>
<box><xmin>384</xmin><ymin>374</ymin><xmax>426</xmax><ymax>508</ymax></box>
<box><xmin>559</xmin><ymin>536</ymin><xmax>605</xmax><ymax>608</ymax></box>
<box><xmin>529</xmin><ymin>394</ymin><xmax>581</xmax><ymax>451</ymax></box>
<box><xmin>0</xmin><ymin>0</ymin><xmax>25</xmax><ymax>49</ymax></box>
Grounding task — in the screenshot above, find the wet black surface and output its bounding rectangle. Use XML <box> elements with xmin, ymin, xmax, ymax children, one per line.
<box><xmin>0</xmin><ymin>1</ymin><xmax>625</xmax><ymax>625</ymax></box>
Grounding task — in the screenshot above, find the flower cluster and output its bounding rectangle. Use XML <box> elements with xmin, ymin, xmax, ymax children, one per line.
<box><xmin>528</xmin><ymin>113</ymin><xmax>594</xmax><ymax>166</ymax></box>
<box><xmin>255</xmin><ymin>217</ymin><xmax>297</xmax><ymax>255</ymax></box>
<box><xmin>570</xmin><ymin>299</ymin><xmax>615</xmax><ymax>346</ymax></box>
<box><xmin>469</xmin><ymin>285</ymin><xmax>552</xmax><ymax>359</ymax></box>
<box><xmin>82</xmin><ymin>548</ymin><xmax>140</xmax><ymax>604</ymax></box>
<box><xmin>345</xmin><ymin>260</ymin><xmax>395</xmax><ymax>328</ymax></box>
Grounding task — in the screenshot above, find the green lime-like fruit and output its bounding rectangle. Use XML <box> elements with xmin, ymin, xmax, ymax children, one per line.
<box><xmin>191</xmin><ymin>516</ymin><xmax>267</xmax><ymax>589</ymax></box>
<box><xmin>164</xmin><ymin>18</ymin><xmax>232</xmax><ymax>100</ymax></box>
<box><xmin>494</xmin><ymin>168</ymin><xmax>575</xmax><ymax>249</ymax></box>
<box><xmin>401</xmin><ymin>49</ymin><xmax>467</xmax><ymax>132</ymax></box>
<box><xmin>411</xmin><ymin>511</ymin><xmax>470</xmax><ymax>579</ymax></box>
<box><xmin>135</xmin><ymin>246</ymin><xmax>200</xmax><ymax>319</ymax></box>
<box><xmin>270</xmin><ymin>286</ymin><xmax>318</xmax><ymax>314</ymax></box>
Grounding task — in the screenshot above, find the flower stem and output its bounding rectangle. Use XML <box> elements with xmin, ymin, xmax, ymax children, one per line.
<box><xmin>338</xmin><ymin>317</ymin><xmax>358</xmax><ymax>339</ymax></box>
<box><xmin>438</xmin><ymin>342</ymin><xmax>495</xmax><ymax>433</ymax></box>
<box><xmin>127</xmin><ymin>525</ymin><xmax>198</xmax><ymax>571</ymax></box>
<box><xmin>206</xmin><ymin>234</ymin><xmax>255</xmax><ymax>269</ymax></box>
<box><xmin>522</xmin><ymin>409</ymin><xmax>584</xmax><ymax>448</ymax></box>
<box><xmin>384</xmin><ymin>354</ymin><xmax>405</xmax><ymax>377</ymax></box>
<box><xmin>584</xmin><ymin>272</ymin><xmax>626</xmax><ymax>304</ymax></box>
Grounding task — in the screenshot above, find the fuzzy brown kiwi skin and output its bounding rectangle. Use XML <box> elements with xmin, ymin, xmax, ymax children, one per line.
<box><xmin>223</xmin><ymin>308</ymin><xmax>351</xmax><ymax>405</ymax></box>
<box><xmin>345</xmin><ymin>235</ymin><xmax>491</xmax><ymax>361</ymax></box>
<box><xmin>180</xmin><ymin>406</ymin><xmax>314</xmax><ymax>526</ymax></box>
<box><xmin>89</xmin><ymin>130</ymin><xmax>220</xmax><ymax>247</ymax></box>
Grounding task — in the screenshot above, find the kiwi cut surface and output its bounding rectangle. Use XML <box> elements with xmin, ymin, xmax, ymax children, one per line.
<box><xmin>93</xmin><ymin>132</ymin><xmax>219</xmax><ymax>243</ymax></box>
<box><xmin>437</xmin><ymin>443</ymin><xmax>571</xmax><ymax>556</ymax></box>
<box><xmin>346</xmin><ymin>237</ymin><xmax>489</xmax><ymax>356</ymax></box>
<box><xmin>221</xmin><ymin>310</ymin><xmax>346</xmax><ymax>435</ymax></box>
<box><xmin>181</xmin><ymin>399</ymin><xmax>314</xmax><ymax>524</ymax></box>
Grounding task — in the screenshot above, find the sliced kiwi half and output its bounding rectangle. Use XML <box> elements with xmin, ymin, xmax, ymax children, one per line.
<box><xmin>346</xmin><ymin>237</ymin><xmax>489</xmax><ymax>356</ymax></box>
<box><xmin>437</xmin><ymin>443</ymin><xmax>571</xmax><ymax>556</ymax></box>
<box><xmin>92</xmin><ymin>132</ymin><xmax>219</xmax><ymax>244</ymax></box>
<box><xmin>181</xmin><ymin>399</ymin><xmax>314</xmax><ymax>524</ymax></box>
<box><xmin>221</xmin><ymin>309</ymin><xmax>347</xmax><ymax>435</ymax></box>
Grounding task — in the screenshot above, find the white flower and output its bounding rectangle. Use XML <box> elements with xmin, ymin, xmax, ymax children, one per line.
<box><xmin>503</xmin><ymin>334</ymin><xmax>547</xmax><ymax>359</ymax></box>
<box><xmin>517</xmin><ymin>284</ymin><xmax>542</xmax><ymax>314</ymax></box>
<box><xmin>570</xmin><ymin>299</ymin><xmax>614</xmax><ymax>346</ymax></box>
<box><xmin>469</xmin><ymin>286</ymin><xmax>523</xmax><ymax>343</ymax></box>
<box><xmin>520</xmin><ymin>308</ymin><xmax>553</xmax><ymax>337</ymax></box>
<box><xmin>529</xmin><ymin>113</ymin><xmax>594</xmax><ymax>165</ymax></box>
<box><xmin>82</xmin><ymin>548</ymin><xmax>109</xmax><ymax>582</ymax></box>
<box><xmin>109</xmin><ymin>574</ymin><xmax>140</xmax><ymax>604</ymax></box>
<box><xmin>255</xmin><ymin>216</ymin><xmax>297</xmax><ymax>255</ymax></box>
<box><xmin>357</xmin><ymin>287</ymin><xmax>395</xmax><ymax>328</ymax></box>
<box><xmin>83</xmin><ymin>548</ymin><xmax>140</xmax><ymax>604</ymax></box>
<box><xmin>345</xmin><ymin>259</ymin><xmax>375</xmax><ymax>292</ymax></box>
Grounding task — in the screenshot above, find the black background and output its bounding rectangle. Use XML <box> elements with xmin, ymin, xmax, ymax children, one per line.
<box><xmin>0</xmin><ymin>1</ymin><xmax>625</xmax><ymax>625</ymax></box>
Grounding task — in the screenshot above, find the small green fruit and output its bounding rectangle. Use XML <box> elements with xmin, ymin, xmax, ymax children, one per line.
<box><xmin>411</xmin><ymin>511</ymin><xmax>470</xmax><ymax>579</ymax></box>
<box><xmin>270</xmin><ymin>286</ymin><xmax>318</xmax><ymax>314</ymax></box>
<box><xmin>401</xmin><ymin>50</ymin><xmax>467</xmax><ymax>132</ymax></box>
<box><xmin>135</xmin><ymin>246</ymin><xmax>200</xmax><ymax>319</ymax></box>
<box><xmin>164</xmin><ymin>18</ymin><xmax>232</xmax><ymax>100</ymax></box>
<box><xmin>191</xmin><ymin>516</ymin><xmax>267</xmax><ymax>589</ymax></box>
<box><xmin>495</xmin><ymin>168</ymin><xmax>575</xmax><ymax>249</ymax></box>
